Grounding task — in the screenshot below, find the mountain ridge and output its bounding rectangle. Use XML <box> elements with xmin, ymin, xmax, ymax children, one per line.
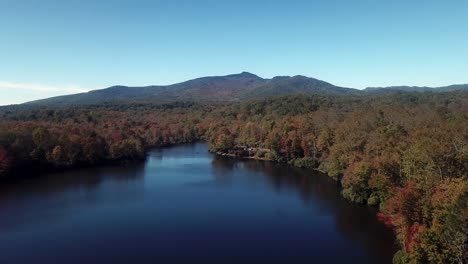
<box><xmin>364</xmin><ymin>84</ymin><xmax>468</xmax><ymax>93</ymax></box>
<box><xmin>26</xmin><ymin>72</ymin><xmax>354</xmax><ymax>106</ymax></box>
<box><xmin>25</xmin><ymin>72</ymin><xmax>468</xmax><ymax>106</ymax></box>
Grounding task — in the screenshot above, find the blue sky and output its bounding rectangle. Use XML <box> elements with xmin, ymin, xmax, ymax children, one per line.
<box><xmin>1</xmin><ymin>0</ymin><xmax>467</xmax><ymax>105</ymax></box>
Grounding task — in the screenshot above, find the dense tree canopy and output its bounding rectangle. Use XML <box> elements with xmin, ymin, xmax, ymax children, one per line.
<box><xmin>0</xmin><ymin>92</ymin><xmax>467</xmax><ymax>264</ymax></box>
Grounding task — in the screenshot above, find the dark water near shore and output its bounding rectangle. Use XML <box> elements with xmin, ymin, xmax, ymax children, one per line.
<box><xmin>0</xmin><ymin>143</ymin><xmax>396</xmax><ymax>263</ymax></box>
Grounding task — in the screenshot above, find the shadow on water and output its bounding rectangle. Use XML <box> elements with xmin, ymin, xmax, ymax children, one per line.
<box><xmin>0</xmin><ymin>162</ymin><xmax>146</xmax><ymax>232</ymax></box>
<box><xmin>212</xmin><ymin>155</ymin><xmax>397</xmax><ymax>263</ymax></box>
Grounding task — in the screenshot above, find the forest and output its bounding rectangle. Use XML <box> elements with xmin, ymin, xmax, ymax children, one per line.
<box><xmin>0</xmin><ymin>92</ymin><xmax>467</xmax><ymax>264</ymax></box>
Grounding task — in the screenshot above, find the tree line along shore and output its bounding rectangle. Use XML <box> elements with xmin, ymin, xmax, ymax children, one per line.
<box><xmin>0</xmin><ymin>93</ymin><xmax>467</xmax><ymax>264</ymax></box>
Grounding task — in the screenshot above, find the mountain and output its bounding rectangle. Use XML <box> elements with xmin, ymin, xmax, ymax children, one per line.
<box><xmin>364</xmin><ymin>84</ymin><xmax>468</xmax><ymax>93</ymax></box>
<box><xmin>26</xmin><ymin>72</ymin><xmax>356</xmax><ymax>106</ymax></box>
<box><xmin>24</xmin><ymin>73</ymin><xmax>468</xmax><ymax>106</ymax></box>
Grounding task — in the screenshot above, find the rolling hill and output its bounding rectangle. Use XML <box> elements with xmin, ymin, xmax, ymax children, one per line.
<box><xmin>25</xmin><ymin>72</ymin><xmax>356</xmax><ymax>106</ymax></box>
<box><xmin>364</xmin><ymin>84</ymin><xmax>468</xmax><ymax>93</ymax></box>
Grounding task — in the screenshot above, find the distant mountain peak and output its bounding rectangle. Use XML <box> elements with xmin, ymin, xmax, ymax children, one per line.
<box><xmin>226</xmin><ymin>72</ymin><xmax>262</xmax><ymax>79</ymax></box>
<box><xmin>292</xmin><ymin>75</ymin><xmax>308</xmax><ymax>79</ymax></box>
<box><xmin>240</xmin><ymin>71</ymin><xmax>257</xmax><ymax>76</ymax></box>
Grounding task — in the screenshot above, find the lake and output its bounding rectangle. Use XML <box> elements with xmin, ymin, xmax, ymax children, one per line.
<box><xmin>0</xmin><ymin>143</ymin><xmax>396</xmax><ymax>263</ymax></box>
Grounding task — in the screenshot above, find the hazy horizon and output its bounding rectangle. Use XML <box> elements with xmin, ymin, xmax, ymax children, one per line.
<box><xmin>1</xmin><ymin>0</ymin><xmax>468</xmax><ymax>105</ymax></box>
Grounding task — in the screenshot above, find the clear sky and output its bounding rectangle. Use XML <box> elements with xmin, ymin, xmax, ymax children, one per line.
<box><xmin>1</xmin><ymin>0</ymin><xmax>467</xmax><ymax>105</ymax></box>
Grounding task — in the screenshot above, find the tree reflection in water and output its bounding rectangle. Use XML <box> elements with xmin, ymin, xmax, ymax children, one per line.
<box><xmin>0</xmin><ymin>162</ymin><xmax>146</xmax><ymax>232</ymax></box>
<box><xmin>0</xmin><ymin>143</ymin><xmax>396</xmax><ymax>264</ymax></box>
<box><xmin>212</xmin><ymin>155</ymin><xmax>397</xmax><ymax>262</ymax></box>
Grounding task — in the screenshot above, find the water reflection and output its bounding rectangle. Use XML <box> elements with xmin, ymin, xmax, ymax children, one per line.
<box><xmin>212</xmin><ymin>155</ymin><xmax>397</xmax><ymax>262</ymax></box>
<box><xmin>0</xmin><ymin>163</ymin><xmax>146</xmax><ymax>232</ymax></box>
<box><xmin>0</xmin><ymin>163</ymin><xmax>146</xmax><ymax>196</ymax></box>
<box><xmin>0</xmin><ymin>143</ymin><xmax>396</xmax><ymax>264</ymax></box>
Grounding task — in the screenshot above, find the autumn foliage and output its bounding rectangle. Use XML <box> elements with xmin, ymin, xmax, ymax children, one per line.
<box><xmin>0</xmin><ymin>93</ymin><xmax>467</xmax><ymax>263</ymax></box>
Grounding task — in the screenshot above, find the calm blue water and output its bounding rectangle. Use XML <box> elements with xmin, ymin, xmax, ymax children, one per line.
<box><xmin>0</xmin><ymin>143</ymin><xmax>395</xmax><ymax>263</ymax></box>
